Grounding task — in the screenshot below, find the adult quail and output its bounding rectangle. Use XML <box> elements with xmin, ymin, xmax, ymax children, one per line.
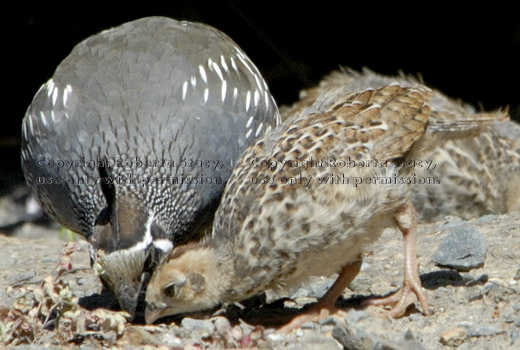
<box><xmin>286</xmin><ymin>68</ymin><xmax>519</xmax><ymax>222</ymax></box>
<box><xmin>20</xmin><ymin>16</ymin><xmax>280</xmax><ymax>318</ymax></box>
<box><xmin>144</xmin><ymin>75</ymin><xmax>506</xmax><ymax>330</ymax></box>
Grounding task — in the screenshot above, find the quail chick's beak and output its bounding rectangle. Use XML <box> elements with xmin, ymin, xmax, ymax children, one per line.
<box><xmin>144</xmin><ymin>302</ymin><xmax>167</xmax><ymax>324</ymax></box>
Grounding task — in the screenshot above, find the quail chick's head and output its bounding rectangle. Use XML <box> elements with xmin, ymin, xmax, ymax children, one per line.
<box><xmin>144</xmin><ymin>243</ymin><xmax>233</xmax><ymax>324</ymax></box>
<box><xmin>21</xmin><ymin>17</ymin><xmax>280</xmax><ymax>318</ymax></box>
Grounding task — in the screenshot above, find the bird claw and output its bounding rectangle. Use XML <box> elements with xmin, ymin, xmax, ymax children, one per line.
<box><xmin>362</xmin><ymin>278</ymin><xmax>429</xmax><ymax>318</ymax></box>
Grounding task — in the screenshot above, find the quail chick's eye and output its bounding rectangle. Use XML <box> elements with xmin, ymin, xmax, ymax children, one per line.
<box><xmin>163</xmin><ymin>283</ymin><xmax>176</xmax><ymax>297</ymax></box>
<box><xmin>163</xmin><ymin>280</ymin><xmax>185</xmax><ymax>298</ymax></box>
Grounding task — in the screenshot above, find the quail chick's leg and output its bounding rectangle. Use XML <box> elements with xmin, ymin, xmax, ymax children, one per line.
<box><xmin>278</xmin><ymin>257</ymin><xmax>362</xmax><ymax>333</ymax></box>
<box><xmin>365</xmin><ymin>200</ymin><xmax>429</xmax><ymax>317</ymax></box>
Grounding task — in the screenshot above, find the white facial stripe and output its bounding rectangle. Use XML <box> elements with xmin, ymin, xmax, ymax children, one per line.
<box><xmin>153</xmin><ymin>239</ymin><xmax>173</xmax><ymax>253</ymax></box>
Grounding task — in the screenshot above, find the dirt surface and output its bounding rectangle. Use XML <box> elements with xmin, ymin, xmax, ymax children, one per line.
<box><xmin>1</xmin><ymin>213</ymin><xmax>519</xmax><ymax>349</ymax></box>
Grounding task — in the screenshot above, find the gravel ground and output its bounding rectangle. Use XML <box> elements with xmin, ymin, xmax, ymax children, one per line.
<box><xmin>1</xmin><ymin>212</ymin><xmax>519</xmax><ymax>349</ymax></box>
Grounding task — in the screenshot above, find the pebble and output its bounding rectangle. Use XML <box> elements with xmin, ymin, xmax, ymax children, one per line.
<box><xmin>405</xmin><ymin>327</ymin><xmax>416</xmax><ymax>341</ymax></box>
<box><xmin>438</xmin><ymin>219</ymin><xmax>466</xmax><ymax>230</ymax></box>
<box><xmin>300</xmin><ymin>321</ymin><xmax>316</xmax><ymax>329</ymax></box>
<box><xmin>345</xmin><ymin>309</ymin><xmax>370</xmax><ymax>324</ymax></box>
<box><xmin>266</xmin><ymin>332</ymin><xmax>286</xmax><ymax>346</ymax></box>
<box><xmin>161</xmin><ymin>334</ymin><xmax>183</xmax><ymax>348</ymax></box>
<box><xmin>213</xmin><ymin>316</ymin><xmax>232</xmax><ymax>336</ymax></box>
<box><xmin>374</xmin><ymin>340</ymin><xmax>425</xmax><ymax>350</ymax></box>
<box><xmin>180</xmin><ymin>317</ymin><xmax>215</xmax><ymax>334</ymax></box>
<box><xmin>79</xmin><ymin>345</ymin><xmax>100</xmax><ymax>350</ymax></box>
<box><xmin>466</xmin><ymin>325</ymin><xmax>505</xmax><ymax>337</ymax></box>
<box><xmin>287</xmin><ymin>335</ymin><xmax>342</xmax><ymax>350</ymax></box>
<box><xmin>8</xmin><ymin>269</ymin><xmax>38</xmax><ymax>285</ymax></box>
<box><xmin>332</xmin><ymin>324</ymin><xmax>366</xmax><ymax>350</ymax></box>
<box><xmin>439</xmin><ymin>327</ymin><xmax>467</xmax><ymax>347</ymax></box>
<box><xmin>433</xmin><ymin>224</ymin><xmax>487</xmax><ymax>271</ymax></box>
<box><xmin>41</xmin><ymin>255</ymin><xmax>59</xmax><ymax>264</ymax></box>
<box><xmin>512</xmin><ymin>329</ymin><xmax>519</xmax><ymax>345</ymax></box>
<box><xmin>119</xmin><ymin>326</ymin><xmax>159</xmax><ymax>346</ymax></box>
<box><xmin>473</xmin><ymin>214</ymin><xmax>497</xmax><ymax>224</ymax></box>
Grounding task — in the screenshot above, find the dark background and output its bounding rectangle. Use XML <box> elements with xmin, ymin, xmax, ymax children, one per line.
<box><xmin>3</xmin><ymin>4</ymin><xmax>519</xmax><ymax>190</ymax></box>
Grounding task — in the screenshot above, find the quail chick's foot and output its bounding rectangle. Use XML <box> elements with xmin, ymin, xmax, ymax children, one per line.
<box><xmin>278</xmin><ymin>258</ymin><xmax>362</xmax><ymax>333</ymax></box>
<box><xmin>363</xmin><ymin>201</ymin><xmax>429</xmax><ymax>318</ymax></box>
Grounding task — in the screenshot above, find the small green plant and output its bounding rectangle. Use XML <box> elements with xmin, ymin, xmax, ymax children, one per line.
<box><xmin>58</xmin><ymin>227</ymin><xmax>77</xmax><ymax>242</ymax></box>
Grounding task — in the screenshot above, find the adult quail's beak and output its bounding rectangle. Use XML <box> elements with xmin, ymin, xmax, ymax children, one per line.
<box><xmin>95</xmin><ymin>249</ymin><xmax>149</xmax><ymax>319</ymax></box>
<box><xmin>115</xmin><ymin>280</ymin><xmax>141</xmax><ymax>319</ymax></box>
<box><xmin>144</xmin><ymin>302</ymin><xmax>167</xmax><ymax>324</ymax></box>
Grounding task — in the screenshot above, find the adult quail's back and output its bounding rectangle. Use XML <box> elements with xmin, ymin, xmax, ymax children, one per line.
<box><xmin>21</xmin><ymin>17</ymin><xmax>280</xmax><ymax>243</ymax></box>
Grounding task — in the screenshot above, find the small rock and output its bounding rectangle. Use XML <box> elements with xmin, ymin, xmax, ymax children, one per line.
<box><xmin>256</xmin><ymin>339</ymin><xmax>273</xmax><ymax>349</ymax></box>
<box><xmin>287</xmin><ymin>335</ymin><xmax>342</xmax><ymax>350</ymax></box>
<box><xmin>512</xmin><ymin>329</ymin><xmax>519</xmax><ymax>345</ymax></box>
<box><xmin>439</xmin><ymin>327</ymin><xmax>467</xmax><ymax>347</ymax></box>
<box><xmin>266</xmin><ymin>332</ymin><xmax>286</xmax><ymax>347</ymax></box>
<box><xmin>79</xmin><ymin>345</ymin><xmax>100</xmax><ymax>350</ymax></box>
<box><xmin>162</xmin><ymin>334</ymin><xmax>183</xmax><ymax>348</ymax></box>
<box><xmin>405</xmin><ymin>328</ymin><xmax>416</xmax><ymax>341</ymax></box>
<box><xmin>332</xmin><ymin>324</ymin><xmax>365</xmax><ymax>350</ymax></box>
<box><xmin>180</xmin><ymin>317</ymin><xmax>215</xmax><ymax>334</ymax></box>
<box><xmin>374</xmin><ymin>340</ymin><xmax>425</xmax><ymax>350</ymax></box>
<box><xmin>466</xmin><ymin>325</ymin><xmax>505</xmax><ymax>337</ymax></box>
<box><xmin>99</xmin><ymin>330</ymin><xmax>117</xmax><ymax>345</ymax></box>
<box><xmin>345</xmin><ymin>309</ymin><xmax>370</xmax><ymax>324</ymax></box>
<box><xmin>439</xmin><ymin>219</ymin><xmax>466</xmax><ymax>230</ymax></box>
<box><xmin>433</xmin><ymin>224</ymin><xmax>486</xmax><ymax>271</ymax></box>
<box><xmin>213</xmin><ymin>316</ymin><xmax>232</xmax><ymax>336</ymax></box>
<box><xmin>8</xmin><ymin>269</ymin><xmax>37</xmax><ymax>285</ymax></box>
<box><xmin>184</xmin><ymin>344</ymin><xmax>203</xmax><ymax>350</ymax></box>
<box><xmin>119</xmin><ymin>326</ymin><xmax>158</xmax><ymax>346</ymax></box>
<box><xmin>300</xmin><ymin>321</ymin><xmax>316</xmax><ymax>329</ymax></box>
<box><xmin>41</xmin><ymin>255</ymin><xmax>59</xmax><ymax>264</ymax></box>
<box><xmin>474</xmin><ymin>214</ymin><xmax>496</xmax><ymax>224</ymax></box>
<box><xmin>231</xmin><ymin>325</ymin><xmax>243</xmax><ymax>340</ymax></box>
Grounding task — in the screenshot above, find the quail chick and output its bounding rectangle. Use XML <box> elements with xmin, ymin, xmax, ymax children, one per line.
<box><xmin>286</xmin><ymin>68</ymin><xmax>519</xmax><ymax>222</ymax></box>
<box><xmin>145</xmin><ymin>77</ymin><xmax>506</xmax><ymax>330</ymax></box>
<box><xmin>411</xmin><ymin>121</ymin><xmax>520</xmax><ymax>221</ymax></box>
<box><xmin>21</xmin><ymin>17</ymin><xmax>280</xmax><ymax>318</ymax></box>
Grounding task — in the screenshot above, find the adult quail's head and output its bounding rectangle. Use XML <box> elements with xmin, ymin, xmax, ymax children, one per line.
<box><xmin>21</xmin><ymin>17</ymin><xmax>280</xmax><ymax>318</ymax></box>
